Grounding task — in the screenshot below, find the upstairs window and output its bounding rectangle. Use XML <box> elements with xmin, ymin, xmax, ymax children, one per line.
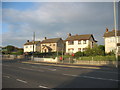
<box><xmin>83</xmin><ymin>40</ymin><xmax>87</xmax><ymax>44</ymax></box>
<box><xmin>68</xmin><ymin>41</ymin><xmax>74</xmax><ymax>45</ymax></box>
<box><xmin>26</xmin><ymin>46</ymin><xmax>28</xmax><ymax>48</ymax></box>
<box><xmin>78</xmin><ymin>41</ymin><xmax>81</xmax><ymax>44</ymax></box>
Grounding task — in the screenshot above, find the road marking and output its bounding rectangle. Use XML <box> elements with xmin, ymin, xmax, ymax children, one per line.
<box><xmin>3</xmin><ymin>65</ymin><xmax>10</xmax><ymax>67</ymax></box>
<box><xmin>18</xmin><ymin>67</ymin><xmax>44</xmax><ymax>72</ymax></box>
<box><xmin>16</xmin><ymin>79</ymin><xmax>27</xmax><ymax>83</ymax></box>
<box><xmin>31</xmin><ymin>66</ymin><xmax>56</xmax><ymax>71</ymax></box>
<box><xmin>39</xmin><ymin>85</ymin><xmax>48</xmax><ymax>88</ymax></box>
<box><xmin>63</xmin><ymin>73</ymin><xmax>119</xmax><ymax>82</ymax></box>
<box><xmin>3</xmin><ymin>76</ymin><xmax>10</xmax><ymax>78</ymax></box>
<box><xmin>93</xmin><ymin>70</ymin><xmax>119</xmax><ymax>74</ymax></box>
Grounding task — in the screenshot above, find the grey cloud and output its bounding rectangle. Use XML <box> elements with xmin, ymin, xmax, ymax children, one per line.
<box><xmin>2</xmin><ymin>2</ymin><xmax>115</xmax><ymax>47</ymax></box>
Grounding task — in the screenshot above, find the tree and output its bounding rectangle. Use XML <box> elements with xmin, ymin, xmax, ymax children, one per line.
<box><xmin>74</xmin><ymin>51</ymin><xmax>84</xmax><ymax>57</ymax></box>
<box><xmin>6</xmin><ymin>45</ymin><xmax>15</xmax><ymax>53</ymax></box>
<box><xmin>84</xmin><ymin>45</ymin><xmax>105</xmax><ymax>56</ymax></box>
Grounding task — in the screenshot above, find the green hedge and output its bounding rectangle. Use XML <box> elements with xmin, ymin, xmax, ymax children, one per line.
<box><xmin>76</xmin><ymin>55</ymin><xmax>116</xmax><ymax>61</ymax></box>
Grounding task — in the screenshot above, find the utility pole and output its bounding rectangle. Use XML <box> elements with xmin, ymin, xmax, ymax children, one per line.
<box><xmin>113</xmin><ymin>0</ymin><xmax>118</xmax><ymax>68</ymax></box>
<box><xmin>32</xmin><ymin>32</ymin><xmax>35</xmax><ymax>61</ymax></box>
<box><xmin>62</xmin><ymin>48</ymin><xmax>64</xmax><ymax>63</ymax></box>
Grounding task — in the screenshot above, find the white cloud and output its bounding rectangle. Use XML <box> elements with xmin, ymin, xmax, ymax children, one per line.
<box><xmin>2</xmin><ymin>2</ymin><xmax>115</xmax><ymax>47</ymax></box>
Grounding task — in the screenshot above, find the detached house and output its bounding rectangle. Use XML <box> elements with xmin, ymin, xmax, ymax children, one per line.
<box><xmin>65</xmin><ymin>33</ymin><xmax>97</xmax><ymax>54</ymax></box>
<box><xmin>24</xmin><ymin>40</ymin><xmax>41</xmax><ymax>53</ymax></box>
<box><xmin>103</xmin><ymin>28</ymin><xmax>120</xmax><ymax>53</ymax></box>
<box><xmin>41</xmin><ymin>37</ymin><xmax>64</xmax><ymax>53</ymax></box>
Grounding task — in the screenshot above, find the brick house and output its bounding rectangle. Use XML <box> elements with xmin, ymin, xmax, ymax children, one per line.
<box><xmin>41</xmin><ymin>37</ymin><xmax>64</xmax><ymax>53</ymax></box>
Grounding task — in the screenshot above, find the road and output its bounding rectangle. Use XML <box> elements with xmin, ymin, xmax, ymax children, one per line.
<box><xmin>2</xmin><ymin>59</ymin><xmax>119</xmax><ymax>89</ymax></box>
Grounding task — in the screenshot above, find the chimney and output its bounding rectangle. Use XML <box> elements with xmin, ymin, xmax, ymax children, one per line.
<box><xmin>27</xmin><ymin>40</ymin><xmax>29</xmax><ymax>42</ymax></box>
<box><xmin>44</xmin><ymin>37</ymin><xmax>47</xmax><ymax>40</ymax></box>
<box><xmin>67</xmin><ymin>33</ymin><xmax>71</xmax><ymax>37</ymax></box>
<box><xmin>106</xmin><ymin>28</ymin><xmax>109</xmax><ymax>33</ymax></box>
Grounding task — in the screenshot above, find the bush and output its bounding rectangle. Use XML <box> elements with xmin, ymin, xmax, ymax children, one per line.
<box><xmin>33</xmin><ymin>52</ymin><xmax>62</xmax><ymax>58</ymax></box>
<box><xmin>83</xmin><ymin>45</ymin><xmax>105</xmax><ymax>56</ymax></box>
<box><xmin>77</xmin><ymin>55</ymin><xmax>116</xmax><ymax>61</ymax></box>
<box><xmin>74</xmin><ymin>51</ymin><xmax>84</xmax><ymax>57</ymax></box>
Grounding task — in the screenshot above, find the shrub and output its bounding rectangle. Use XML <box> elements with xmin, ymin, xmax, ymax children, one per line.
<box><xmin>74</xmin><ymin>51</ymin><xmax>84</xmax><ymax>57</ymax></box>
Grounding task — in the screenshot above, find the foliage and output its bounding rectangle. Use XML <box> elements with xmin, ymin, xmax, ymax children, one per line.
<box><xmin>6</xmin><ymin>45</ymin><xmax>15</xmax><ymax>53</ymax></box>
<box><xmin>77</xmin><ymin>55</ymin><xmax>116</xmax><ymax>61</ymax></box>
<box><xmin>84</xmin><ymin>45</ymin><xmax>105</xmax><ymax>56</ymax></box>
<box><xmin>106</xmin><ymin>51</ymin><xmax>115</xmax><ymax>55</ymax></box>
<box><xmin>33</xmin><ymin>52</ymin><xmax>62</xmax><ymax>58</ymax></box>
<box><xmin>74</xmin><ymin>51</ymin><xmax>84</xmax><ymax>57</ymax></box>
<box><xmin>2</xmin><ymin>45</ymin><xmax>23</xmax><ymax>55</ymax></box>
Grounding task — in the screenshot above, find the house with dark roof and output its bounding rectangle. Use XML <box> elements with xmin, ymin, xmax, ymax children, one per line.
<box><xmin>103</xmin><ymin>28</ymin><xmax>120</xmax><ymax>53</ymax></box>
<box><xmin>24</xmin><ymin>40</ymin><xmax>41</xmax><ymax>52</ymax></box>
<box><xmin>41</xmin><ymin>37</ymin><xmax>64</xmax><ymax>53</ymax></box>
<box><xmin>65</xmin><ymin>33</ymin><xmax>97</xmax><ymax>54</ymax></box>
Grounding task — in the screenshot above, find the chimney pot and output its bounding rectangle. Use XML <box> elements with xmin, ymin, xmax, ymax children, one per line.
<box><xmin>67</xmin><ymin>33</ymin><xmax>71</xmax><ymax>37</ymax></box>
<box><xmin>106</xmin><ymin>28</ymin><xmax>109</xmax><ymax>33</ymax></box>
<box><xmin>44</xmin><ymin>37</ymin><xmax>47</xmax><ymax>40</ymax></box>
<box><xmin>27</xmin><ymin>40</ymin><xmax>29</xmax><ymax>42</ymax></box>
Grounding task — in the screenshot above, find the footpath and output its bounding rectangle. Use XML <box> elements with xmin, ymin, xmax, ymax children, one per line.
<box><xmin>21</xmin><ymin>60</ymin><xmax>118</xmax><ymax>71</ymax></box>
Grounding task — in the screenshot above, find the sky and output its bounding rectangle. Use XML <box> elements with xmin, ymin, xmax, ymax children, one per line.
<box><xmin>2</xmin><ymin>2</ymin><xmax>119</xmax><ymax>48</ymax></box>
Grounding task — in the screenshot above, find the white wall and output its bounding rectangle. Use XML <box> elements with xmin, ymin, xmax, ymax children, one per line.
<box><xmin>66</xmin><ymin>40</ymin><xmax>89</xmax><ymax>53</ymax></box>
<box><xmin>24</xmin><ymin>45</ymin><xmax>37</xmax><ymax>52</ymax></box>
<box><xmin>104</xmin><ymin>36</ymin><xmax>120</xmax><ymax>53</ymax></box>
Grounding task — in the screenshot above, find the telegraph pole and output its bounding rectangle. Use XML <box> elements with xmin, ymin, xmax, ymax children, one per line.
<box><xmin>114</xmin><ymin>0</ymin><xmax>118</xmax><ymax>68</ymax></box>
<box><xmin>32</xmin><ymin>32</ymin><xmax>35</xmax><ymax>60</ymax></box>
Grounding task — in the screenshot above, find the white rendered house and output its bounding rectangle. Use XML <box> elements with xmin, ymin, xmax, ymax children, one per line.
<box><xmin>103</xmin><ymin>28</ymin><xmax>120</xmax><ymax>53</ymax></box>
<box><xmin>65</xmin><ymin>33</ymin><xmax>97</xmax><ymax>54</ymax></box>
<box><xmin>23</xmin><ymin>40</ymin><xmax>41</xmax><ymax>53</ymax></box>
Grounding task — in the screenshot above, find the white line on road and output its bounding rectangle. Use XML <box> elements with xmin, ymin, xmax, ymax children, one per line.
<box><xmin>31</xmin><ymin>66</ymin><xmax>57</xmax><ymax>71</ymax></box>
<box><xmin>18</xmin><ymin>67</ymin><xmax>44</xmax><ymax>72</ymax></box>
<box><xmin>3</xmin><ymin>65</ymin><xmax>10</xmax><ymax>67</ymax></box>
<box><xmin>63</xmin><ymin>73</ymin><xmax>119</xmax><ymax>82</ymax></box>
<box><xmin>16</xmin><ymin>79</ymin><xmax>27</xmax><ymax>83</ymax></box>
<box><xmin>39</xmin><ymin>85</ymin><xmax>48</xmax><ymax>88</ymax></box>
<box><xmin>3</xmin><ymin>76</ymin><xmax>10</xmax><ymax>78</ymax></box>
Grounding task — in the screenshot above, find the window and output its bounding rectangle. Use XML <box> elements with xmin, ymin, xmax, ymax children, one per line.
<box><xmin>53</xmin><ymin>44</ymin><xmax>55</xmax><ymax>46</ymax></box>
<box><xmin>68</xmin><ymin>48</ymin><xmax>74</xmax><ymax>52</ymax></box>
<box><xmin>68</xmin><ymin>41</ymin><xmax>74</xmax><ymax>45</ymax></box>
<box><xmin>78</xmin><ymin>41</ymin><xmax>81</xmax><ymax>44</ymax></box>
<box><xmin>83</xmin><ymin>40</ymin><xmax>87</xmax><ymax>44</ymax></box>
<box><xmin>26</xmin><ymin>46</ymin><xmax>28</xmax><ymax>48</ymax></box>
<box><xmin>78</xmin><ymin>48</ymin><xmax>81</xmax><ymax>51</ymax></box>
<box><xmin>83</xmin><ymin>48</ymin><xmax>87</xmax><ymax>51</ymax></box>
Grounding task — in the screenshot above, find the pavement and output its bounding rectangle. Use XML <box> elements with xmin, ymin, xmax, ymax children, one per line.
<box><xmin>21</xmin><ymin>60</ymin><xmax>118</xmax><ymax>70</ymax></box>
<box><xmin>2</xmin><ymin>59</ymin><xmax>119</xmax><ymax>89</ymax></box>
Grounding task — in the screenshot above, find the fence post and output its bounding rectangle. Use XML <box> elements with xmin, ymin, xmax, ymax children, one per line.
<box><xmin>69</xmin><ymin>57</ymin><xmax>70</xmax><ymax>64</ymax></box>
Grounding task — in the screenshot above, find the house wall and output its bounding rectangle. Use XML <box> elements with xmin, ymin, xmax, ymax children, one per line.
<box><xmin>66</xmin><ymin>37</ymin><xmax>96</xmax><ymax>54</ymax></box>
<box><xmin>41</xmin><ymin>43</ymin><xmax>57</xmax><ymax>52</ymax></box>
<box><xmin>57</xmin><ymin>40</ymin><xmax>64</xmax><ymax>52</ymax></box>
<box><xmin>104</xmin><ymin>36</ymin><xmax>120</xmax><ymax>53</ymax></box>
<box><xmin>66</xmin><ymin>40</ymin><xmax>89</xmax><ymax>53</ymax></box>
<box><xmin>24</xmin><ymin>45</ymin><xmax>37</xmax><ymax>52</ymax></box>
